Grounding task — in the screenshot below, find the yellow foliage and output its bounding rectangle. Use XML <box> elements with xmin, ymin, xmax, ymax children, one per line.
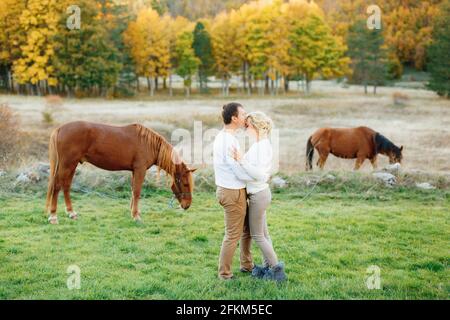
<box><xmin>12</xmin><ymin>0</ymin><xmax>58</xmax><ymax>85</ymax></box>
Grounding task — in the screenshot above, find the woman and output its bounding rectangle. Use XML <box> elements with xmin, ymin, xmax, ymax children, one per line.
<box><xmin>230</xmin><ymin>111</ymin><xmax>286</xmax><ymax>282</ymax></box>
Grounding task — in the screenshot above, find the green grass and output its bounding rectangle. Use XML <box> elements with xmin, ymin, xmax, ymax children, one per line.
<box><xmin>0</xmin><ymin>182</ymin><xmax>448</xmax><ymax>300</ymax></box>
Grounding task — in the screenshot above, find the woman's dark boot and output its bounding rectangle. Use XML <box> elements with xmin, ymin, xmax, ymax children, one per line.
<box><xmin>251</xmin><ymin>265</ymin><xmax>269</xmax><ymax>279</ymax></box>
<box><xmin>263</xmin><ymin>262</ymin><xmax>287</xmax><ymax>282</ymax></box>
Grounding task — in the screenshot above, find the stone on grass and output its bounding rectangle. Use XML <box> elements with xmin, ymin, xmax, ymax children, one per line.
<box><xmin>271</xmin><ymin>176</ymin><xmax>287</xmax><ymax>189</ymax></box>
<box><xmin>16</xmin><ymin>172</ymin><xmax>31</xmax><ymax>183</ymax></box>
<box><xmin>415</xmin><ymin>182</ymin><xmax>436</xmax><ymax>190</ymax></box>
<box><xmin>383</xmin><ymin>163</ymin><xmax>401</xmax><ymax>175</ymax></box>
<box><xmin>373</xmin><ymin>172</ymin><xmax>396</xmax><ymax>187</ymax></box>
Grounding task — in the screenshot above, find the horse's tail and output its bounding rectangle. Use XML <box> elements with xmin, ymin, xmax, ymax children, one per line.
<box><xmin>45</xmin><ymin>128</ymin><xmax>60</xmax><ymax>214</ymax></box>
<box><xmin>306</xmin><ymin>136</ymin><xmax>314</xmax><ymax>171</ymax></box>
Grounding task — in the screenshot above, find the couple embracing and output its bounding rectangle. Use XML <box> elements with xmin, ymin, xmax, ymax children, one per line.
<box><xmin>213</xmin><ymin>102</ymin><xmax>286</xmax><ymax>282</ymax></box>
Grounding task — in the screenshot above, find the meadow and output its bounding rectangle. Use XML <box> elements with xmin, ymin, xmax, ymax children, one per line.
<box><xmin>0</xmin><ymin>170</ymin><xmax>448</xmax><ymax>299</ymax></box>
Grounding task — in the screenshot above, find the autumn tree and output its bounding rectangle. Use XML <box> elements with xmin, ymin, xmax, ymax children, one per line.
<box><xmin>124</xmin><ymin>8</ymin><xmax>170</xmax><ymax>96</ymax></box>
<box><xmin>0</xmin><ymin>0</ymin><xmax>26</xmax><ymax>92</ymax></box>
<box><xmin>210</xmin><ymin>11</ymin><xmax>242</xmax><ymax>96</ymax></box>
<box><xmin>284</xmin><ymin>0</ymin><xmax>350</xmax><ymax>94</ymax></box>
<box><xmin>324</xmin><ymin>0</ymin><xmax>442</xmax><ymax>75</ymax></box>
<box><xmin>12</xmin><ymin>0</ymin><xmax>59</xmax><ymax>95</ymax></box>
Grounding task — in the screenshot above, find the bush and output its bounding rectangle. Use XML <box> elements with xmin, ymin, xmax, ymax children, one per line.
<box><xmin>42</xmin><ymin>95</ymin><xmax>63</xmax><ymax>125</ymax></box>
<box><xmin>0</xmin><ymin>104</ymin><xmax>22</xmax><ymax>168</ymax></box>
<box><xmin>392</xmin><ymin>92</ymin><xmax>409</xmax><ymax>106</ymax></box>
<box><xmin>44</xmin><ymin>95</ymin><xmax>64</xmax><ymax>108</ymax></box>
<box><xmin>41</xmin><ymin>110</ymin><xmax>54</xmax><ymax>125</ymax></box>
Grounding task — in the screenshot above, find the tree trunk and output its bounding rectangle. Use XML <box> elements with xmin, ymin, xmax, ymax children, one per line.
<box><xmin>305</xmin><ymin>77</ymin><xmax>311</xmax><ymax>95</ymax></box>
<box><xmin>221</xmin><ymin>77</ymin><xmax>225</xmax><ymax>96</ymax></box>
<box><xmin>265</xmin><ymin>75</ymin><xmax>269</xmax><ymax>94</ymax></box>
<box><xmin>242</xmin><ymin>62</ymin><xmax>247</xmax><ymax>92</ymax></box>
<box><xmin>169</xmin><ymin>73</ymin><xmax>173</xmax><ymax>96</ymax></box>
<box><xmin>7</xmin><ymin>68</ymin><xmax>14</xmax><ymax>93</ymax></box>
<box><xmin>270</xmin><ymin>78</ymin><xmax>274</xmax><ymax>96</ymax></box>
<box><xmin>284</xmin><ymin>76</ymin><xmax>289</xmax><ymax>93</ymax></box>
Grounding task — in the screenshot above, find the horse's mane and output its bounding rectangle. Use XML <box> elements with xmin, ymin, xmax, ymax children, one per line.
<box><xmin>134</xmin><ymin>124</ymin><xmax>177</xmax><ymax>176</ymax></box>
<box><xmin>374</xmin><ymin>132</ymin><xmax>396</xmax><ymax>154</ymax></box>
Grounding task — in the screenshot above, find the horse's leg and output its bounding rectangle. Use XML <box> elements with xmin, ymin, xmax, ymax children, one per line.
<box><xmin>130</xmin><ymin>172</ymin><xmax>134</xmax><ymax>210</ymax></box>
<box><xmin>316</xmin><ymin>146</ymin><xmax>329</xmax><ymax>170</ymax></box>
<box><xmin>48</xmin><ymin>183</ymin><xmax>61</xmax><ymax>224</ymax></box>
<box><xmin>318</xmin><ymin>154</ymin><xmax>329</xmax><ymax>170</ymax></box>
<box><xmin>370</xmin><ymin>156</ymin><xmax>378</xmax><ymax>170</ymax></box>
<box><xmin>354</xmin><ymin>157</ymin><xmax>365</xmax><ymax>170</ymax></box>
<box><xmin>63</xmin><ymin>165</ymin><xmax>78</xmax><ymax>220</ymax></box>
<box><xmin>131</xmin><ymin>168</ymin><xmax>146</xmax><ymax>222</ymax></box>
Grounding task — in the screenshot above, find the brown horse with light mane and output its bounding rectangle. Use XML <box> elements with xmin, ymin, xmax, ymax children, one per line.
<box><xmin>45</xmin><ymin>121</ymin><xmax>196</xmax><ymax>224</ymax></box>
<box><xmin>306</xmin><ymin>126</ymin><xmax>403</xmax><ymax>171</ymax></box>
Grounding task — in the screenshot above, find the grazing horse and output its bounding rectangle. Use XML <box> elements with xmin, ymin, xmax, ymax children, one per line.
<box><xmin>306</xmin><ymin>126</ymin><xmax>403</xmax><ymax>171</ymax></box>
<box><xmin>45</xmin><ymin>121</ymin><xmax>196</xmax><ymax>224</ymax></box>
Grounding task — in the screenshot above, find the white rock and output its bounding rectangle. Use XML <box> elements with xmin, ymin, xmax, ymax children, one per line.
<box><xmin>37</xmin><ymin>163</ymin><xmax>50</xmax><ymax>175</ymax></box>
<box><xmin>0</xmin><ymin>169</ymin><xmax>5</xmax><ymax>177</ymax></box>
<box><xmin>415</xmin><ymin>182</ymin><xmax>436</xmax><ymax>190</ymax></box>
<box><xmin>383</xmin><ymin>163</ymin><xmax>401</xmax><ymax>175</ymax></box>
<box><xmin>271</xmin><ymin>176</ymin><xmax>287</xmax><ymax>188</ymax></box>
<box><xmin>325</xmin><ymin>174</ymin><xmax>336</xmax><ymax>181</ymax></box>
<box><xmin>16</xmin><ymin>172</ymin><xmax>31</xmax><ymax>183</ymax></box>
<box><xmin>373</xmin><ymin>172</ymin><xmax>396</xmax><ymax>186</ymax></box>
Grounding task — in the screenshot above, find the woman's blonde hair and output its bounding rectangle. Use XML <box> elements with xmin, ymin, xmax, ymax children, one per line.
<box><xmin>246</xmin><ymin>111</ymin><xmax>273</xmax><ymax>136</ymax></box>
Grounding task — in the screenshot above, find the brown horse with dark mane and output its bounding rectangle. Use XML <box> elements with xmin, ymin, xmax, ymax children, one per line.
<box><xmin>45</xmin><ymin>121</ymin><xmax>196</xmax><ymax>224</ymax></box>
<box><xmin>306</xmin><ymin>126</ymin><xmax>403</xmax><ymax>170</ymax></box>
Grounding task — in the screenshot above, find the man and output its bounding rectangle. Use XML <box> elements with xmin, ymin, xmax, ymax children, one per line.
<box><xmin>213</xmin><ymin>102</ymin><xmax>255</xmax><ymax>280</ymax></box>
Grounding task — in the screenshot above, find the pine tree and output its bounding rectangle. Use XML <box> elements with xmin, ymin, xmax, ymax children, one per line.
<box><xmin>427</xmin><ymin>1</ymin><xmax>450</xmax><ymax>98</ymax></box>
<box><xmin>347</xmin><ymin>19</ymin><xmax>388</xmax><ymax>94</ymax></box>
<box><xmin>193</xmin><ymin>21</ymin><xmax>214</xmax><ymax>93</ymax></box>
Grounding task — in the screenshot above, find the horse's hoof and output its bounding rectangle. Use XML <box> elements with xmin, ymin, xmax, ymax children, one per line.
<box><xmin>66</xmin><ymin>209</ymin><xmax>78</xmax><ymax>220</ymax></box>
<box><xmin>48</xmin><ymin>216</ymin><xmax>58</xmax><ymax>225</ymax></box>
<box><xmin>133</xmin><ymin>216</ymin><xmax>143</xmax><ymax>224</ymax></box>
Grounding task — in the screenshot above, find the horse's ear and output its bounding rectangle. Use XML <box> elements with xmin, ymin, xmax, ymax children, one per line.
<box><xmin>188</xmin><ymin>168</ymin><xmax>197</xmax><ymax>173</ymax></box>
<box><xmin>400</xmin><ymin>146</ymin><xmax>403</xmax><ymax>151</ymax></box>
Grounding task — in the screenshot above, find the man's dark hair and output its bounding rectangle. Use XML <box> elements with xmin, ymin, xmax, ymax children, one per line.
<box><xmin>222</xmin><ymin>102</ymin><xmax>243</xmax><ymax>125</ymax></box>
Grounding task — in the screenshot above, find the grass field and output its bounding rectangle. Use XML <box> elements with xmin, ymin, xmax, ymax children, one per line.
<box><xmin>0</xmin><ymin>174</ymin><xmax>448</xmax><ymax>300</ymax></box>
<box><xmin>1</xmin><ymin>85</ymin><xmax>449</xmax><ymax>299</ymax></box>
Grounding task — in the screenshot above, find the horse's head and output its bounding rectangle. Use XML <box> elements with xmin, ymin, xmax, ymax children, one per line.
<box><xmin>171</xmin><ymin>163</ymin><xmax>196</xmax><ymax>210</ymax></box>
<box><xmin>388</xmin><ymin>145</ymin><xmax>403</xmax><ymax>164</ymax></box>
